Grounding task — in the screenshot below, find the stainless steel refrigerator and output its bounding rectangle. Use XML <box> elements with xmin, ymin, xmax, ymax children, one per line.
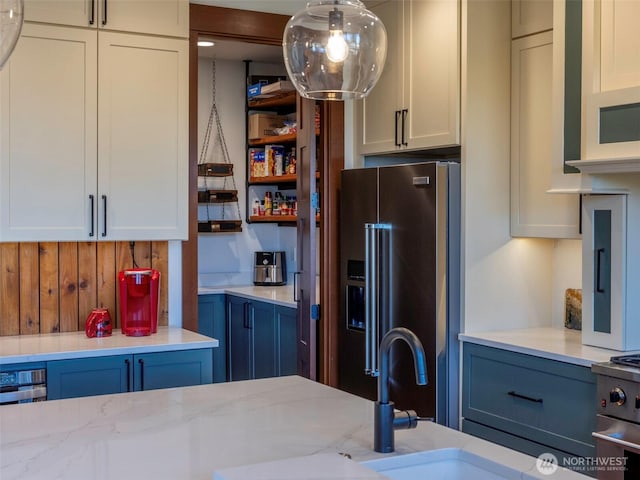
<box><xmin>338</xmin><ymin>161</ymin><xmax>460</xmax><ymax>428</ymax></box>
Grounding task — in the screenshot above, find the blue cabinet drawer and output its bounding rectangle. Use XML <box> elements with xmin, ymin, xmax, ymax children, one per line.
<box><xmin>462</xmin><ymin>343</ymin><xmax>596</xmax><ymax>457</ymax></box>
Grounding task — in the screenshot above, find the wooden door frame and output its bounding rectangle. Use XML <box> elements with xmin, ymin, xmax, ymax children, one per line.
<box><xmin>184</xmin><ymin>4</ymin><xmax>342</xmax><ymax>386</ymax></box>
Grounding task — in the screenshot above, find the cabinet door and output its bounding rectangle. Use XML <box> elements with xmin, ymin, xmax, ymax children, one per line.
<box><xmin>24</xmin><ymin>0</ymin><xmax>96</xmax><ymax>28</ymax></box>
<box><xmin>133</xmin><ymin>349</ymin><xmax>213</xmax><ymax>391</ymax></box>
<box><xmin>403</xmin><ymin>0</ymin><xmax>459</xmax><ymax>150</ymax></box>
<box><xmin>227</xmin><ymin>296</ymin><xmax>253</xmax><ymax>381</ymax></box>
<box><xmin>99</xmin><ymin>0</ymin><xmax>189</xmax><ymax>38</ymax></box>
<box><xmin>24</xmin><ymin>0</ymin><xmax>189</xmax><ymax>38</ymax></box>
<box><xmin>251</xmin><ymin>300</ymin><xmax>277</xmax><ymax>379</ymax></box>
<box><xmin>97</xmin><ymin>32</ymin><xmax>188</xmax><ymax>241</ymax></box>
<box><xmin>582</xmin><ymin>195</ymin><xmax>629</xmax><ymax>351</ymax></box>
<box><xmin>198</xmin><ymin>294</ymin><xmax>227</xmax><ymax>383</ymax></box>
<box><xmin>510</xmin><ymin>32</ymin><xmax>580</xmax><ymax>238</ymax></box>
<box><xmin>47</xmin><ymin>355</ymin><xmax>130</xmax><ymax>400</ymax></box>
<box><xmin>511</xmin><ymin>0</ymin><xmax>552</xmax><ymax>38</ymax></box>
<box><xmin>275</xmin><ymin>305</ymin><xmax>298</xmax><ymax>376</ymax></box>
<box><xmin>357</xmin><ymin>0</ymin><xmax>403</xmax><ymax>156</ymax></box>
<box><xmin>599</xmin><ymin>0</ymin><xmax>640</xmax><ymax>93</ymax></box>
<box><xmin>0</xmin><ymin>24</ymin><xmax>97</xmax><ymax>241</ymax></box>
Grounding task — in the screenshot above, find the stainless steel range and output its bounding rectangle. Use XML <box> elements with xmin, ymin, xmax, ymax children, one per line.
<box><xmin>592</xmin><ymin>355</ymin><xmax>640</xmax><ymax>479</ymax></box>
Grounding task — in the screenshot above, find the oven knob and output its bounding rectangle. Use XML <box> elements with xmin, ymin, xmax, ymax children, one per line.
<box><xmin>610</xmin><ymin>387</ymin><xmax>626</xmax><ymax>406</ymax></box>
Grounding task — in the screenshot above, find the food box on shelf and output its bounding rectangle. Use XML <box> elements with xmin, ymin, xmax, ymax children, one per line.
<box><xmin>248</xmin><ymin>113</ymin><xmax>285</xmax><ymax>140</ymax></box>
<box><xmin>247</xmin><ymin>80</ymin><xmax>294</xmax><ymax>99</ymax></box>
<box><xmin>265</xmin><ymin>145</ymin><xmax>285</xmax><ymax>177</ymax></box>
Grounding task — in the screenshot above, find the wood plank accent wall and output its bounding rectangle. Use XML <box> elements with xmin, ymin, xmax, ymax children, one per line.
<box><xmin>0</xmin><ymin>241</ymin><xmax>168</xmax><ymax>336</ymax></box>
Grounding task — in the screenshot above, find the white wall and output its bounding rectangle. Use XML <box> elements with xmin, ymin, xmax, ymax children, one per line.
<box><xmin>197</xmin><ymin>57</ymin><xmax>297</xmax><ymax>285</ymax></box>
<box><xmin>461</xmin><ymin>0</ymin><xmax>559</xmax><ymax>332</ymax></box>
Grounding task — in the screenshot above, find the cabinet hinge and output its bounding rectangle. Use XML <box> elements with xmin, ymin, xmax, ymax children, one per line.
<box><xmin>311</xmin><ymin>304</ymin><xmax>320</xmax><ymax>320</ymax></box>
<box><xmin>311</xmin><ymin>192</ymin><xmax>320</xmax><ymax>210</ymax></box>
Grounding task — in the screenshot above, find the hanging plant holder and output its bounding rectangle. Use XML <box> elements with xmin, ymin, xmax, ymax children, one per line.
<box><xmin>198</xmin><ymin>220</ymin><xmax>243</xmax><ymax>233</ymax></box>
<box><xmin>198</xmin><ymin>163</ymin><xmax>234</xmax><ymax>177</ymax></box>
<box><xmin>197</xmin><ymin>59</ymin><xmax>243</xmax><ymax>233</ymax></box>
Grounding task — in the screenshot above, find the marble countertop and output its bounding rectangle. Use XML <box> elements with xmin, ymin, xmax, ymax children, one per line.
<box><xmin>0</xmin><ymin>326</ymin><xmax>218</xmax><ymax>365</ymax></box>
<box><xmin>198</xmin><ymin>284</ymin><xmax>297</xmax><ymax>308</ymax></box>
<box><xmin>459</xmin><ymin>327</ymin><xmax>640</xmax><ymax>366</ymax></box>
<box><xmin>0</xmin><ymin>376</ymin><xmax>587</xmax><ymax>480</ymax></box>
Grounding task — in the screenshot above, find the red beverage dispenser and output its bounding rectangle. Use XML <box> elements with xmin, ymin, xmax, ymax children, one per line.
<box><xmin>118</xmin><ymin>268</ymin><xmax>160</xmax><ymax>336</ymax></box>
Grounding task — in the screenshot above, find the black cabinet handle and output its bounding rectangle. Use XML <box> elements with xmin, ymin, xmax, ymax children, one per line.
<box><xmin>596</xmin><ymin>248</ymin><xmax>606</xmax><ymax>293</ymax></box>
<box><xmin>508</xmin><ymin>390</ymin><xmax>543</xmax><ymax>404</ymax></box>
<box><xmin>401</xmin><ymin>109</ymin><xmax>408</xmax><ymax>146</ymax></box>
<box><xmin>138</xmin><ymin>358</ymin><xmax>145</xmax><ymax>390</ymax></box>
<box><xmin>89</xmin><ymin>194</ymin><xmax>95</xmax><ymax>237</ymax></box>
<box><xmin>89</xmin><ymin>0</ymin><xmax>95</xmax><ymax>25</ymax></box>
<box><xmin>124</xmin><ymin>358</ymin><xmax>131</xmax><ymax>392</ymax></box>
<box><xmin>394</xmin><ymin>110</ymin><xmax>401</xmax><ymax>147</ymax></box>
<box><xmin>243</xmin><ymin>302</ymin><xmax>249</xmax><ymax>329</ymax></box>
<box><xmin>101</xmin><ymin>195</ymin><xmax>107</xmax><ymax>237</ymax></box>
<box><xmin>102</xmin><ymin>0</ymin><xmax>107</xmax><ymax>25</ymax></box>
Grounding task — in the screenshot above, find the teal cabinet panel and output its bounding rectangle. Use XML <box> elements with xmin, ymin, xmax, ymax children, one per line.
<box><xmin>275</xmin><ymin>305</ymin><xmax>298</xmax><ymax>376</ymax></box>
<box><xmin>47</xmin><ymin>355</ymin><xmax>130</xmax><ymax>400</ymax></box>
<box><xmin>226</xmin><ymin>295</ymin><xmax>297</xmax><ymax>381</ymax></box>
<box><xmin>133</xmin><ymin>349</ymin><xmax>213</xmax><ymax>391</ymax></box>
<box><xmin>228</xmin><ymin>295</ymin><xmax>253</xmax><ymax>381</ymax></box>
<box><xmin>198</xmin><ymin>294</ymin><xmax>227</xmax><ymax>383</ymax></box>
<box><xmin>462</xmin><ymin>343</ymin><xmax>596</xmax><ymax>458</ymax></box>
<box><xmin>252</xmin><ymin>301</ymin><xmax>277</xmax><ymax>379</ymax></box>
<box><xmin>48</xmin><ymin>349</ymin><xmax>213</xmax><ymax>399</ymax></box>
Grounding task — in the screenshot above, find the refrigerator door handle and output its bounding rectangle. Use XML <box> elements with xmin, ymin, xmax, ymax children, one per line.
<box><xmin>365</xmin><ymin>223</ymin><xmax>391</xmax><ymax>377</ymax></box>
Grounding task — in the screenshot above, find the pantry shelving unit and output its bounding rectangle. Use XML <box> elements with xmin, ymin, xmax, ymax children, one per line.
<box><xmin>244</xmin><ymin>60</ymin><xmax>299</xmax><ymax>226</ymax></box>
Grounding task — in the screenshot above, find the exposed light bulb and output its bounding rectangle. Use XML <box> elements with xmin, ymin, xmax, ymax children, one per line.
<box><xmin>326</xmin><ymin>8</ymin><xmax>348</xmax><ymax>63</ymax></box>
<box><xmin>326</xmin><ymin>30</ymin><xmax>348</xmax><ymax>63</ymax></box>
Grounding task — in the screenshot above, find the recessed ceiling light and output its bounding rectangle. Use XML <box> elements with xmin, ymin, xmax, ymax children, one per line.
<box><xmin>198</xmin><ymin>41</ymin><xmax>215</xmax><ymax>47</ymax></box>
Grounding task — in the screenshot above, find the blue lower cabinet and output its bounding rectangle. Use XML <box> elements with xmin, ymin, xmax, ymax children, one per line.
<box><xmin>47</xmin><ymin>355</ymin><xmax>130</xmax><ymax>400</ymax></box>
<box><xmin>252</xmin><ymin>300</ymin><xmax>278</xmax><ymax>379</ymax></box>
<box><xmin>227</xmin><ymin>295</ymin><xmax>297</xmax><ymax>381</ymax></box>
<box><xmin>462</xmin><ymin>343</ymin><xmax>596</xmax><ymax>460</ymax></box>
<box><xmin>198</xmin><ymin>294</ymin><xmax>227</xmax><ymax>383</ymax></box>
<box><xmin>276</xmin><ymin>305</ymin><xmax>298</xmax><ymax>376</ymax></box>
<box><xmin>47</xmin><ymin>349</ymin><xmax>213</xmax><ymax>400</ymax></box>
<box><xmin>228</xmin><ymin>295</ymin><xmax>254</xmax><ymax>381</ymax></box>
<box><xmin>132</xmin><ymin>349</ymin><xmax>213</xmax><ymax>391</ymax></box>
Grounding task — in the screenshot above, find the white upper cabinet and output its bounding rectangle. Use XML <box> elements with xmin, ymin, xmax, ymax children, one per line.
<box><xmin>97</xmin><ymin>32</ymin><xmax>188</xmax><ymax>241</ymax></box>
<box><xmin>510</xmin><ymin>31</ymin><xmax>580</xmax><ymax>238</ymax></box>
<box><xmin>0</xmin><ymin>8</ymin><xmax>188</xmax><ymax>241</ymax></box>
<box><xmin>24</xmin><ymin>0</ymin><xmax>189</xmax><ymax>38</ymax></box>
<box><xmin>511</xmin><ymin>0</ymin><xmax>552</xmax><ymax>38</ymax></box>
<box><xmin>579</xmin><ymin>0</ymin><xmax>640</xmax><ymax>166</ymax></box>
<box><xmin>0</xmin><ymin>24</ymin><xmax>97</xmax><ymax>241</ymax></box>
<box><xmin>356</xmin><ymin>0</ymin><xmax>460</xmax><ymax>156</ymax></box>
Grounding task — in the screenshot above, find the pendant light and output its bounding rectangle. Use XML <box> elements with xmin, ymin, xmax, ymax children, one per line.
<box><xmin>283</xmin><ymin>0</ymin><xmax>387</xmax><ymax>101</ymax></box>
<box><xmin>0</xmin><ymin>0</ymin><xmax>23</xmax><ymax>69</ymax></box>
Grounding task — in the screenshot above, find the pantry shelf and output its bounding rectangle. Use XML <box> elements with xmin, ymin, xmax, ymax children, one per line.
<box><xmin>248</xmin><ymin>174</ymin><xmax>297</xmax><ymax>185</ymax></box>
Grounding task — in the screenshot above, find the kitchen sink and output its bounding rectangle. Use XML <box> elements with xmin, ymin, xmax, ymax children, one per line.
<box><xmin>362</xmin><ymin>448</ymin><xmax>536</xmax><ymax>480</ymax></box>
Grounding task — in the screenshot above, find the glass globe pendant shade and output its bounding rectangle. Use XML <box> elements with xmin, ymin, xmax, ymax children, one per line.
<box><xmin>283</xmin><ymin>0</ymin><xmax>387</xmax><ymax>101</ymax></box>
<box><xmin>0</xmin><ymin>0</ymin><xmax>23</xmax><ymax>69</ymax></box>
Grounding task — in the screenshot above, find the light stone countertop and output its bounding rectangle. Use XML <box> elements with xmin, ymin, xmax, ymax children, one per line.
<box><xmin>459</xmin><ymin>327</ymin><xmax>640</xmax><ymax>367</ymax></box>
<box><xmin>0</xmin><ymin>326</ymin><xmax>218</xmax><ymax>365</ymax></box>
<box><xmin>0</xmin><ymin>376</ymin><xmax>588</xmax><ymax>480</ymax></box>
<box><xmin>198</xmin><ymin>284</ymin><xmax>298</xmax><ymax>308</ymax></box>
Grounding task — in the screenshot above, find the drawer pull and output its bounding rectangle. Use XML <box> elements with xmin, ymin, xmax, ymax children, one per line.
<box><xmin>507</xmin><ymin>391</ymin><xmax>543</xmax><ymax>404</ymax></box>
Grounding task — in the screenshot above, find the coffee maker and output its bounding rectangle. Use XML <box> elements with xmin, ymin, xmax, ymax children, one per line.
<box><xmin>118</xmin><ymin>268</ymin><xmax>160</xmax><ymax>336</ymax></box>
<box><xmin>254</xmin><ymin>251</ymin><xmax>287</xmax><ymax>286</ymax></box>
